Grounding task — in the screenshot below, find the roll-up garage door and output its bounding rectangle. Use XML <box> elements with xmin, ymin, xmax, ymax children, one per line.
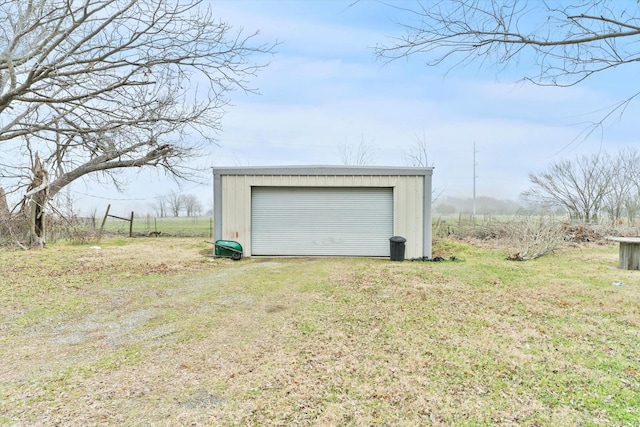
<box><xmin>251</xmin><ymin>187</ymin><xmax>393</xmax><ymax>256</ymax></box>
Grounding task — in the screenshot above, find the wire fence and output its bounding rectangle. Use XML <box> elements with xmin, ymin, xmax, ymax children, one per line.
<box><xmin>34</xmin><ymin>215</ymin><xmax>213</xmax><ymax>244</ymax></box>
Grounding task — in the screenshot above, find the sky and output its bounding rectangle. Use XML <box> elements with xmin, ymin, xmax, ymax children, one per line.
<box><xmin>66</xmin><ymin>0</ymin><xmax>639</xmax><ymax>216</ymax></box>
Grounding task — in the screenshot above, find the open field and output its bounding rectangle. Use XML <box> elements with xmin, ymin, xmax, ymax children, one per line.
<box><xmin>36</xmin><ymin>216</ymin><xmax>212</xmax><ymax>245</ymax></box>
<box><xmin>98</xmin><ymin>215</ymin><xmax>212</xmax><ymax>237</ymax></box>
<box><xmin>1</xmin><ymin>237</ymin><xmax>639</xmax><ymax>425</ymax></box>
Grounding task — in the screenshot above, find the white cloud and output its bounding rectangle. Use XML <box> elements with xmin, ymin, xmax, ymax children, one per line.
<box><xmin>65</xmin><ymin>0</ymin><xmax>639</xmax><ymax>214</ymax></box>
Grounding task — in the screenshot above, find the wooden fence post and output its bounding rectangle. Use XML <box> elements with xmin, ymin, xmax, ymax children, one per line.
<box><xmin>99</xmin><ymin>204</ymin><xmax>111</xmax><ymax>239</ymax></box>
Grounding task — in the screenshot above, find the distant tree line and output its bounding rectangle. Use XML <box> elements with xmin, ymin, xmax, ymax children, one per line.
<box><xmin>522</xmin><ymin>147</ymin><xmax>640</xmax><ymax>223</ymax></box>
<box><xmin>151</xmin><ymin>192</ymin><xmax>203</xmax><ymax>218</ymax></box>
<box><xmin>435</xmin><ymin>196</ymin><xmax>523</xmax><ymax>216</ymax></box>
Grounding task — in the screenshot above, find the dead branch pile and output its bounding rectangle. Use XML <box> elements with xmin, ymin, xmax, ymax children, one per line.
<box><xmin>504</xmin><ymin>217</ymin><xmax>565</xmax><ymax>261</ymax></box>
<box><xmin>561</xmin><ymin>224</ymin><xmax>603</xmax><ymax>243</ymax></box>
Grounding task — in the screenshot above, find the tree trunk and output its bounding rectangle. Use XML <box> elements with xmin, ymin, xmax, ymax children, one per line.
<box><xmin>0</xmin><ymin>187</ymin><xmax>9</xmax><ymax>239</ymax></box>
<box><xmin>0</xmin><ymin>188</ymin><xmax>8</xmax><ymax>219</ymax></box>
<box><xmin>28</xmin><ymin>155</ymin><xmax>49</xmax><ymax>248</ymax></box>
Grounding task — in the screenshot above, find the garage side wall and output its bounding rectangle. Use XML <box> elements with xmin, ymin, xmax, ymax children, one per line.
<box><xmin>216</xmin><ymin>174</ymin><xmax>427</xmax><ymax>258</ymax></box>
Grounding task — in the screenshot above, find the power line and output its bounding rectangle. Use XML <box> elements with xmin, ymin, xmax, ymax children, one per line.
<box><xmin>68</xmin><ymin>182</ymin><xmax>208</xmax><ymax>202</ymax></box>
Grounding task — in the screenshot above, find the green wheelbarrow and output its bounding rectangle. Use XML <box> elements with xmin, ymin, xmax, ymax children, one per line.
<box><xmin>214</xmin><ymin>240</ymin><xmax>243</xmax><ymax>261</ymax></box>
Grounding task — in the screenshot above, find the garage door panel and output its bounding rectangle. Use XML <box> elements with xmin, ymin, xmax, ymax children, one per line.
<box><xmin>251</xmin><ymin>187</ymin><xmax>393</xmax><ymax>256</ymax></box>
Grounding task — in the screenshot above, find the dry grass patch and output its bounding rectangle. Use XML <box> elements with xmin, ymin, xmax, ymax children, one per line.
<box><xmin>1</xmin><ymin>238</ymin><xmax>639</xmax><ymax>425</ymax></box>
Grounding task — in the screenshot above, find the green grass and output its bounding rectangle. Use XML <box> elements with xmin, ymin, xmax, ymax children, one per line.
<box><xmin>97</xmin><ymin>215</ymin><xmax>212</xmax><ymax>237</ymax></box>
<box><xmin>0</xmin><ymin>238</ymin><xmax>639</xmax><ymax>425</ymax></box>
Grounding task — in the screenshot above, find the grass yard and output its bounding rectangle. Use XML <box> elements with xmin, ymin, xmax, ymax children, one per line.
<box><xmin>0</xmin><ymin>237</ymin><xmax>639</xmax><ymax>426</ymax></box>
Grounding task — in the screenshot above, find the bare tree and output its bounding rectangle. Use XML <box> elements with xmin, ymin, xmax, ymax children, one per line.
<box><xmin>0</xmin><ymin>0</ymin><xmax>273</xmax><ymax>246</ymax></box>
<box><xmin>338</xmin><ymin>135</ymin><xmax>376</xmax><ymax>166</ymax></box>
<box><xmin>376</xmin><ymin>1</ymin><xmax>640</xmax><ymax>122</ymax></box>
<box><xmin>182</xmin><ymin>194</ymin><xmax>202</xmax><ymax>217</ymax></box>
<box><xmin>601</xmin><ymin>148</ymin><xmax>639</xmax><ymax>224</ymax></box>
<box><xmin>194</xmin><ymin>201</ymin><xmax>203</xmax><ymax>218</ymax></box>
<box><xmin>620</xmin><ymin>148</ymin><xmax>640</xmax><ymax>223</ymax></box>
<box><xmin>522</xmin><ymin>152</ymin><xmax>612</xmax><ymax>223</ymax></box>
<box><xmin>403</xmin><ymin>132</ymin><xmax>432</xmax><ymax>167</ymax></box>
<box><xmin>403</xmin><ymin>132</ymin><xmax>444</xmax><ymax>204</ymax></box>
<box><xmin>625</xmin><ymin>181</ymin><xmax>640</xmax><ymax>224</ymax></box>
<box><xmin>152</xmin><ymin>196</ymin><xmax>168</xmax><ymax>218</ymax></box>
<box><xmin>167</xmin><ymin>192</ymin><xmax>183</xmax><ymax>217</ymax></box>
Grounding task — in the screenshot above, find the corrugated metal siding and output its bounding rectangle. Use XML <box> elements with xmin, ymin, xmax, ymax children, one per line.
<box><xmin>219</xmin><ymin>174</ymin><xmax>425</xmax><ymax>258</ymax></box>
<box><xmin>251</xmin><ymin>187</ymin><xmax>393</xmax><ymax>256</ymax></box>
<box><xmin>394</xmin><ymin>175</ymin><xmax>424</xmax><ymax>254</ymax></box>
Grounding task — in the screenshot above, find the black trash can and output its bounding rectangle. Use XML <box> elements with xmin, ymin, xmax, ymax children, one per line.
<box><xmin>389</xmin><ymin>236</ymin><xmax>406</xmax><ymax>261</ymax></box>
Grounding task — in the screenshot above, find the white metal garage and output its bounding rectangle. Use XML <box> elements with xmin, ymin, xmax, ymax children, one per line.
<box><xmin>212</xmin><ymin>166</ymin><xmax>433</xmax><ymax>259</ymax></box>
<box><xmin>251</xmin><ymin>187</ymin><xmax>393</xmax><ymax>256</ymax></box>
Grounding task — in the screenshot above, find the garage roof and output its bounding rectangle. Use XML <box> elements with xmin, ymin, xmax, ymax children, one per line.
<box><xmin>213</xmin><ymin>165</ymin><xmax>433</xmax><ymax>176</ymax></box>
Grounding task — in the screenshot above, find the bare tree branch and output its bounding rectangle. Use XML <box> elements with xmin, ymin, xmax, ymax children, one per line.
<box><xmin>521</xmin><ymin>151</ymin><xmax>617</xmax><ymax>223</ymax></box>
<box><xmin>0</xmin><ymin>0</ymin><xmax>274</xmax><ymax>245</ymax></box>
<box><xmin>338</xmin><ymin>134</ymin><xmax>377</xmax><ymax>166</ymax></box>
<box><xmin>403</xmin><ymin>131</ymin><xmax>432</xmax><ymax>167</ymax></box>
<box><xmin>377</xmin><ymin>1</ymin><xmax>640</xmax><ymax>88</ymax></box>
